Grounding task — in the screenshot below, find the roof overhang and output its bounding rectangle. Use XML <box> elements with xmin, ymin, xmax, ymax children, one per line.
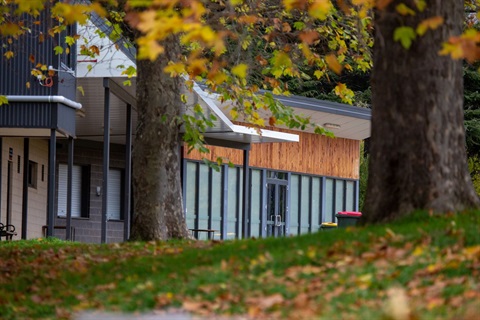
<box><xmin>199</xmin><ymin>88</ymin><xmax>371</xmax><ymax>141</ymax></box>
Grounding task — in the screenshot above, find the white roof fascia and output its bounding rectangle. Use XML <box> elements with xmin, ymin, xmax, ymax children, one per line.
<box><xmin>191</xmin><ymin>82</ymin><xmax>299</xmax><ymax>144</ymax></box>
<box><xmin>231</xmin><ymin>125</ymin><xmax>299</xmax><ymax>143</ymax></box>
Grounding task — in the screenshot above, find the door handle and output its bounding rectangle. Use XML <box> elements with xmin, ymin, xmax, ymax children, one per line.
<box><xmin>275</xmin><ymin>214</ymin><xmax>282</xmax><ymax>226</ymax></box>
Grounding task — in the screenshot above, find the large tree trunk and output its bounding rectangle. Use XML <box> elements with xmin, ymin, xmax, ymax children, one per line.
<box><xmin>363</xmin><ymin>0</ymin><xmax>479</xmax><ymax>223</ymax></box>
<box><xmin>130</xmin><ymin>36</ymin><xmax>190</xmax><ymax>240</ymax></box>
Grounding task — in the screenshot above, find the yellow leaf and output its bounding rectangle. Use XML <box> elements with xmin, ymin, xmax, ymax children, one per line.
<box><xmin>187</xmin><ymin>58</ymin><xmax>208</xmax><ymax>77</ymax></box>
<box><xmin>314</xmin><ymin>70</ymin><xmax>324</xmax><ymax>79</ymax></box>
<box><xmin>232</xmin><ymin>64</ymin><xmax>248</xmax><ymax>79</ymax></box>
<box><xmin>4</xmin><ymin>51</ymin><xmax>14</xmax><ymax>59</ymax></box>
<box><xmin>230</xmin><ymin>109</ymin><xmax>238</xmax><ymax>119</ymax></box>
<box><xmin>396</xmin><ymin>3</ymin><xmax>415</xmax><ymax>16</ymax></box>
<box><xmin>325</xmin><ymin>54</ymin><xmax>342</xmax><ymax>74</ymax></box>
<box><xmin>334</xmin><ymin>83</ymin><xmax>354</xmax><ymax>104</ymax></box>
<box><xmin>439</xmin><ymin>42</ymin><xmax>463</xmax><ymax>60</ymax></box>
<box><xmin>463</xmin><ymin>245</ymin><xmax>480</xmax><ymax>257</ymax></box>
<box><xmin>230</xmin><ymin>0</ymin><xmax>244</xmax><ymax>6</ymax></box>
<box><xmin>164</xmin><ymin>62</ymin><xmax>186</xmax><ymax>77</ymax></box>
<box><xmin>308</xmin><ymin>0</ymin><xmax>332</xmax><ymax>20</ymax></box>
<box><xmin>26</xmin><ymin>82</ymin><xmax>31</xmax><ymax>89</ymax></box>
<box><xmin>416</xmin><ymin>16</ymin><xmax>444</xmax><ymax>36</ymax></box>
<box><xmin>137</xmin><ymin>37</ymin><xmax>164</xmax><ymax>61</ymax></box>
<box><xmin>412</xmin><ymin>245</ymin><xmax>424</xmax><ymax>256</ymax></box>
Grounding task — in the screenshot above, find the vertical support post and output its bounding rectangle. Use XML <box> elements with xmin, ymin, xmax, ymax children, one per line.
<box><xmin>308</xmin><ymin>176</ymin><xmax>313</xmax><ymax>233</ymax></box>
<box><xmin>194</xmin><ymin>162</ymin><xmax>200</xmax><ymax>238</ymax></box>
<box><xmin>0</xmin><ymin>138</ymin><xmax>3</xmax><ymax>223</ymax></box>
<box><xmin>101</xmin><ymin>78</ymin><xmax>111</xmax><ymax>243</ymax></box>
<box><xmin>21</xmin><ymin>138</ymin><xmax>29</xmax><ymax>239</ymax></box>
<box><xmin>123</xmin><ymin>104</ymin><xmax>132</xmax><ymax>241</ymax></box>
<box><xmin>46</xmin><ymin>129</ymin><xmax>56</xmax><ymax>237</ymax></box>
<box><xmin>297</xmin><ymin>176</ymin><xmax>302</xmax><ymax>235</ymax></box>
<box><xmin>242</xmin><ymin>147</ymin><xmax>250</xmax><ymax>239</ymax></box>
<box><xmin>332</xmin><ymin>180</ymin><xmax>337</xmax><ymax>222</ymax></box>
<box><xmin>181</xmin><ymin>148</ymin><xmax>187</xmax><ymax>218</ymax></box>
<box><xmin>207</xmin><ymin>167</ymin><xmax>213</xmax><ymax>238</ymax></box>
<box><xmin>66</xmin><ymin>137</ymin><xmax>74</xmax><ymax>241</ymax></box>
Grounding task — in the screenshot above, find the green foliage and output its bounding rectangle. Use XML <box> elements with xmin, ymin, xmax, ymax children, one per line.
<box><xmin>464</xmin><ymin>65</ymin><xmax>480</xmax><ymax>157</ymax></box>
<box><xmin>359</xmin><ymin>142</ymin><xmax>369</xmax><ymax>211</ymax></box>
<box><xmin>393</xmin><ymin>26</ymin><xmax>416</xmax><ymax>49</ymax></box>
<box><xmin>0</xmin><ymin>95</ymin><xmax>8</xmax><ymax>106</ymax></box>
<box><xmin>468</xmin><ymin>155</ymin><xmax>480</xmax><ymax>195</ymax></box>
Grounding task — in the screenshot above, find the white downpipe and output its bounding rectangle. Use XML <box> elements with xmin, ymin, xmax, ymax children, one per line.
<box><xmin>5</xmin><ymin>95</ymin><xmax>83</xmax><ymax>110</ymax></box>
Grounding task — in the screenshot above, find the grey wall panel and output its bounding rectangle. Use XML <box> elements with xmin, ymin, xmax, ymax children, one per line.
<box><xmin>56</xmin><ymin>104</ymin><xmax>76</xmax><ymax>136</ymax></box>
<box><xmin>0</xmin><ymin>102</ymin><xmax>52</xmax><ymax>127</ymax></box>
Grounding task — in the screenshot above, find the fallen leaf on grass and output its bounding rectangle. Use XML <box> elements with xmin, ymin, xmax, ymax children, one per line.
<box><xmin>383</xmin><ymin>287</ymin><xmax>411</xmax><ymax>320</ymax></box>
<box><xmin>247</xmin><ymin>293</ymin><xmax>284</xmax><ymax>310</ymax></box>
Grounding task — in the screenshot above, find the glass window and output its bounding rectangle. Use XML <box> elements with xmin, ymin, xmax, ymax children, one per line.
<box><xmin>58</xmin><ymin>164</ymin><xmax>85</xmax><ymax>218</ymax></box>
<box><xmin>185</xmin><ymin>162</ymin><xmax>197</xmax><ymax>229</ymax></box>
<box><xmin>300</xmin><ymin>176</ymin><xmax>310</xmax><ymax>234</ymax></box>
<box><xmin>289</xmin><ymin>174</ymin><xmax>300</xmax><ymax>235</ymax></box>
<box><xmin>325</xmin><ymin>178</ymin><xmax>334</xmax><ymax>222</ymax></box>
<box><xmin>250</xmin><ymin>169</ymin><xmax>262</xmax><ymax>238</ymax></box>
<box><xmin>107</xmin><ymin>168</ymin><xmax>123</xmax><ymax>220</ymax></box>
<box><xmin>28</xmin><ymin>161</ymin><xmax>38</xmax><ymax>188</ymax></box>
<box><xmin>227</xmin><ymin>167</ymin><xmax>238</xmax><ymax>239</ymax></box>
<box><xmin>198</xmin><ymin>164</ymin><xmax>209</xmax><ymax>236</ymax></box>
<box><xmin>267</xmin><ymin>171</ymin><xmax>287</xmax><ymax>180</ymax></box>
<box><xmin>346</xmin><ymin>181</ymin><xmax>355</xmax><ymax>212</ymax></box>
<box><xmin>335</xmin><ymin>180</ymin><xmax>345</xmax><ymax>222</ymax></box>
<box><xmin>311</xmin><ymin>177</ymin><xmax>321</xmax><ymax>232</ymax></box>
<box><xmin>211</xmin><ymin>167</ymin><xmax>222</xmax><ymax>239</ymax></box>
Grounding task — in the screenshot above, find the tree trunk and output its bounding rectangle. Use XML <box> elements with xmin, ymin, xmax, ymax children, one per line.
<box><xmin>130</xmin><ymin>36</ymin><xmax>190</xmax><ymax>240</ymax></box>
<box><xmin>363</xmin><ymin>0</ymin><xmax>480</xmax><ymax>223</ymax></box>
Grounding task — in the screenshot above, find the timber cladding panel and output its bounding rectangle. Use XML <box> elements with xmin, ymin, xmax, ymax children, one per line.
<box><xmin>185</xmin><ymin>129</ymin><xmax>361</xmax><ymax>179</ymax></box>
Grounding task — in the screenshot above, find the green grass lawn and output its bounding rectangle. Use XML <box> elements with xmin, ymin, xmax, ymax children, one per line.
<box><xmin>1</xmin><ymin>211</ymin><xmax>479</xmax><ymax>319</ymax></box>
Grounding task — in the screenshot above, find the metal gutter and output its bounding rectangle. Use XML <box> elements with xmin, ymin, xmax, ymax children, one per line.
<box><xmin>5</xmin><ymin>95</ymin><xmax>83</xmax><ymax>110</ymax></box>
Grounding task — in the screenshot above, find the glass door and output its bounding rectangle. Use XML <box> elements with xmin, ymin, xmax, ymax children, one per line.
<box><xmin>266</xmin><ymin>181</ymin><xmax>287</xmax><ymax>237</ymax></box>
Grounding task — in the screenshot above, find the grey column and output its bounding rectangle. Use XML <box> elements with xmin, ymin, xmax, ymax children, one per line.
<box><xmin>46</xmin><ymin>129</ymin><xmax>56</xmax><ymax>237</ymax></box>
<box><xmin>123</xmin><ymin>104</ymin><xmax>132</xmax><ymax>241</ymax></box>
<box><xmin>0</xmin><ymin>138</ymin><xmax>2</xmax><ymax>223</ymax></box>
<box><xmin>21</xmin><ymin>138</ymin><xmax>29</xmax><ymax>239</ymax></box>
<box><xmin>66</xmin><ymin>137</ymin><xmax>74</xmax><ymax>241</ymax></box>
<box><xmin>242</xmin><ymin>148</ymin><xmax>250</xmax><ymax>239</ymax></box>
<box><xmin>101</xmin><ymin>78</ymin><xmax>111</xmax><ymax>243</ymax></box>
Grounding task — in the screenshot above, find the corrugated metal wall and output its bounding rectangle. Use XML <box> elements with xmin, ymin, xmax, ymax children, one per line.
<box><xmin>0</xmin><ymin>103</ymin><xmax>52</xmax><ymax>127</ymax></box>
<box><xmin>0</xmin><ymin>6</ymin><xmax>59</xmax><ymax>96</ymax></box>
